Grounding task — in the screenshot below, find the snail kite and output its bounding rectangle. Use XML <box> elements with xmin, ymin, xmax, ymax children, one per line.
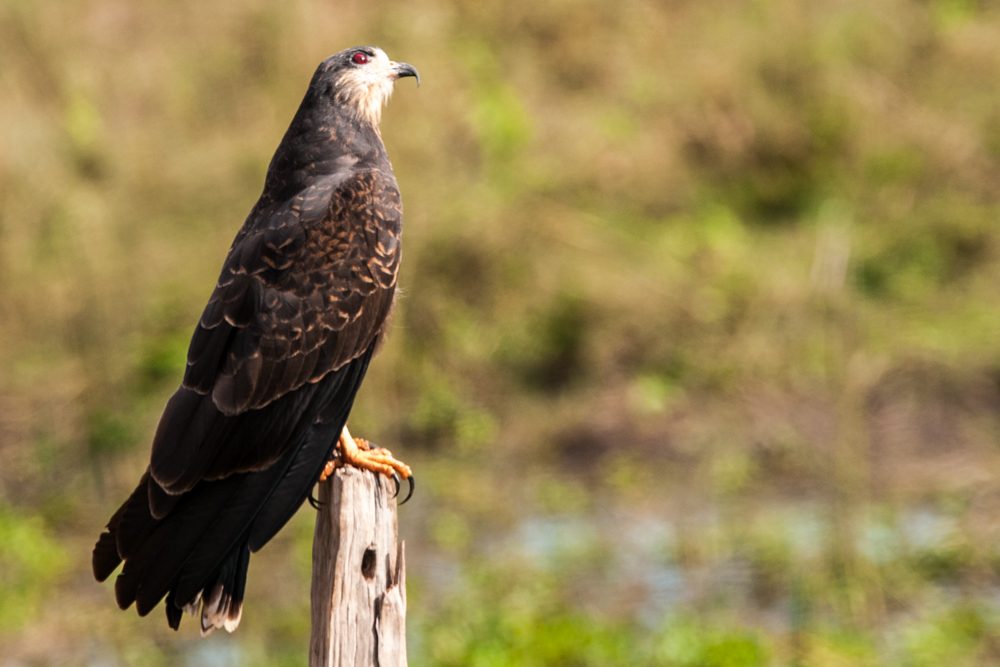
<box><xmin>92</xmin><ymin>46</ymin><xmax>419</xmax><ymax>635</ymax></box>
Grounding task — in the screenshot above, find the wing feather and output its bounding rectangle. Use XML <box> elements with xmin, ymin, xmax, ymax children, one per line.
<box><xmin>101</xmin><ymin>160</ymin><xmax>403</xmax><ymax>629</ymax></box>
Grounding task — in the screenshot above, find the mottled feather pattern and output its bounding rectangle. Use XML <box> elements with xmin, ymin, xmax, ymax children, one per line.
<box><xmin>182</xmin><ymin>168</ymin><xmax>401</xmax><ymax>421</ymax></box>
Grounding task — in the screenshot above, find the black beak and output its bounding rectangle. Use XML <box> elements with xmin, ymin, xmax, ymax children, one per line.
<box><xmin>392</xmin><ymin>62</ymin><xmax>420</xmax><ymax>87</ymax></box>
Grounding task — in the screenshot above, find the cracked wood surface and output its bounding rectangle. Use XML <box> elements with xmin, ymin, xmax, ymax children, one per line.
<box><xmin>310</xmin><ymin>466</ymin><xmax>407</xmax><ymax>667</ymax></box>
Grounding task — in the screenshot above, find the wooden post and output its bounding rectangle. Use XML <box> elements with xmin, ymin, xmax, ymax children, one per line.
<box><xmin>309</xmin><ymin>466</ymin><xmax>407</xmax><ymax>667</ymax></box>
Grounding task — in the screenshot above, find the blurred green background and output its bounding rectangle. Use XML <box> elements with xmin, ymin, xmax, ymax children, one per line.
<box><xmin>2</xmin><ymin>0</ymin><xmax>1000</xmax><ymax>664</ymax></box>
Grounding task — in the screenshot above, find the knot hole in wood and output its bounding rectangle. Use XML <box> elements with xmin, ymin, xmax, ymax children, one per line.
<box><xmin>361</xmin><ymin>547</ymin><xmax>377</xmax><ymax>580</ymax></box>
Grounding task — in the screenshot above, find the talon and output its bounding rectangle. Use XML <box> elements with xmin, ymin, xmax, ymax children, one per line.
<box><xmin>308</xmin><ymin>493</ymin><xmax>324</xmax><ymax>509</ymax></box>
<box><xmin>400</xmin><ymin>475</ymin><xmax>415</xmax><ymax>505</ymax></box>
<box><xmin>337</xmin><ymin>425</ymin><xmax>415</xmax><ymax>504</ymax></box>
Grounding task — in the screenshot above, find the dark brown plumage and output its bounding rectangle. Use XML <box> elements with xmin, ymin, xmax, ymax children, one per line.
<box><xmin>92</xmin><ymin>46</ymin><xmax>418</xmax><ymax>635</ymax></box>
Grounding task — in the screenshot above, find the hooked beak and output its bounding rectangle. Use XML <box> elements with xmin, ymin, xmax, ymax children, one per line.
<box><xmin>391</xmin><ymin>62</ymin><xmax>420</xmax><ymax>87</ymax></box>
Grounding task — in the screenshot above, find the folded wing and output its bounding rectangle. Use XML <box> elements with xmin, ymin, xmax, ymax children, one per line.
<box><xmin>93</xmin><ymin>167</ymin><xmax>403</xmax><ymax>631</ymax></box>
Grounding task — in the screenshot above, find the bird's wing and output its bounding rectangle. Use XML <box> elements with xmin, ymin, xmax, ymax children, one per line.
<box><xmin>147</xmin><ymin>168</ymin><xmax>402</xmax><ymax>499</ymax></box>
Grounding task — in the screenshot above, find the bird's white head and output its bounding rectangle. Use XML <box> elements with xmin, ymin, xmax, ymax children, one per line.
<box><xmin>331</xmin><ymin>47</ymin><xmax>420</xmax><ymax>126</ymax></box>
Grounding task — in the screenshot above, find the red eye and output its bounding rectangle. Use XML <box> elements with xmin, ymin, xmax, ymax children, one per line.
<box><xmin>352</xmin><ymin>52</ymin><xmax>368</xmax><ymax>65</ymax></box>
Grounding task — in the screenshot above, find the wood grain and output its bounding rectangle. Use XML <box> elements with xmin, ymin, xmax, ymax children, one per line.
<box><xmin>310</xmin><ymin>466</ymin><xmax>407</xmax><ymax>667</ymax></box>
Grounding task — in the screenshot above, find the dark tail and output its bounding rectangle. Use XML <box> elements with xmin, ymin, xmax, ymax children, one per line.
<box><xmin>164</xmin><ymin>541</ymin><xmax>251</xmax><ymax>635</ymax></box>
<box><xmin>92</xmin><ymin>470</ymin><xmax>155</xmax><ymax>583</ymax></box>
<box><xmin>91</xmin><ymin>345</ymin><xmax>374</xmax><ymax>633</ymax></box>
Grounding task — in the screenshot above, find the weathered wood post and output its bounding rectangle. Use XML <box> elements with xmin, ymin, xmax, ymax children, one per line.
<box><xmin>309</xmin><ymin>466</ymin><xmax>407</xmax><ymax>667</ymax></box>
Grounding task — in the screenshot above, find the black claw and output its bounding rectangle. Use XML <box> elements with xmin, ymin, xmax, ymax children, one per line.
<box><xmin>400</xmin><ymin>475</ymin><xmax>415</xmax><ymax>505</ymax></box>
<box><xmin>390</xmin><ymin>472</ymin><xmax>401</xmax><ymax>498</ymax></box>
<box><xmin>308</xmin><ymin>492</ymin><xmax>324</xmax><ymax>510</ymax></box>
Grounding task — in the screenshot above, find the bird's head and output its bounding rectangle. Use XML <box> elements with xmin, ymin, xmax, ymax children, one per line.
<box><xmin>317</xmin><ymin>46</ymin><xmax>419</xmax><ymax>127</ymax></box>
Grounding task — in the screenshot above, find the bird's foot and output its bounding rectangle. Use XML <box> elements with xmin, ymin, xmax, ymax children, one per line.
<box><xmin>317</xmin><ymin>431</ymin><xmax>374</xmax><ymax>483</ymax></box>
<box><xmin>322</xmin><ymin>426</ymin><xmax>415</xmax><ymax>503</ymax></box>
<box><xmin>318</xmin><ymin>458</ymin><xmax>340</xmax><ymax>484</ymax></box>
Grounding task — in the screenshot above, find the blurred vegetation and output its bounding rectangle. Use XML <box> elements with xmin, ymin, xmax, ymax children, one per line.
<box><xmin>3</xmin><ymin>0</ymin><xmax>1000</xmax><ymax>664</ymax></box>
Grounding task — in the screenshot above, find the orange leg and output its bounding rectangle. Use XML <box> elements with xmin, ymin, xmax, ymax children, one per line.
<box><xmin>319</xmin><ymin>426</ymin><xmax>414</xmax><ymax>502</ymax></box>
<box><xmin>319</xmin><ymin>429</ymin><xmax>373</xmax><ymax>483</ymax></box>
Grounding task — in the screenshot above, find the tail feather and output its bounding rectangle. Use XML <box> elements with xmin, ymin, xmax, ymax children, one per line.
<box><xmin>92</xmin><ymin>482</ymin><xmax>136</xmax><ymax>582</ymax></box>
<box><xmin>115</xmin><ymin>470</ymin><xmax>157</xmax><ymax>561</ymax></box>
<box><xmin>94</xmin><ymin>469</ymin><xmax>156</xmax><ymax>584</ymax></box>
<box><xmin>117</xmin><ymin>388</ymin><xmax>346</xmax><ymax>619</ymax></box>
<box><xmin>129</xmin><ymin>476</ymin><xmax>247</xmax><ymax>616</ymax></box>
<box><xmin>164</xmin><ymin>587</ymin><xmax>183</xmax><ymax>630</ymax></box>
<box><xmin>115</xmin><ymin>515</ymin><xmax>175</xmax><ymax>611</ymax></box>
<box><xmin>172</xmin><ymin>462</ymin><xmax>290</xmax><ymax>605</ymax></box>
<box><xmin>93</xmin><ymin>528</ymin><xmax>122</xmax><ymax>583</ymax></box>
<box><xmin>196</xmin><ymin>542</ymin><xmax>251</xmax><ymax>636</ymax></box>
<box><xmin>92</xmin><ymin>344</ymin><xmax>377</xmax><ymax>633</ymax></box>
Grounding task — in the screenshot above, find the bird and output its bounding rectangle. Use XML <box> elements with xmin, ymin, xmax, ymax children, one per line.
<box><xmin>91</xmin><ymin>46</ymin><xmax>419</xmax><ymax>636</ymax></box>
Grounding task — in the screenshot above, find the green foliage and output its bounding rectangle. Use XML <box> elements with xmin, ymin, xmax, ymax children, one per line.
<box><xmin>0</xmin><ymin>506</ymin><xmax>68</xmax><ymax>629</ymax></box>
<box><xmin>500</xmin><ymin>293</ymin><xmax>591</xmax><ymax>392</ymax></box>
<box><xmin>414</xmin><ymin>561</ymin><xmax>770</xmax><ymax>667</ymax></box>
<box><xmin>898</xmin><ymin>606</ymin><xmax>988</xmax><ymax>667</ymax></box>
<box><xmin>418</xmin><ymin>563</ymin><xmax>635</xmax><ymax>667</ymax></box>
<box><xmin>87</xmin><ymin>408</ymin><xmax>135</xmax><ymax>457</ymax></box>
<box><xmin>652</xmin><ymin>619</ymin><xmax>767</xmax><ymax>667</ymax></box>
